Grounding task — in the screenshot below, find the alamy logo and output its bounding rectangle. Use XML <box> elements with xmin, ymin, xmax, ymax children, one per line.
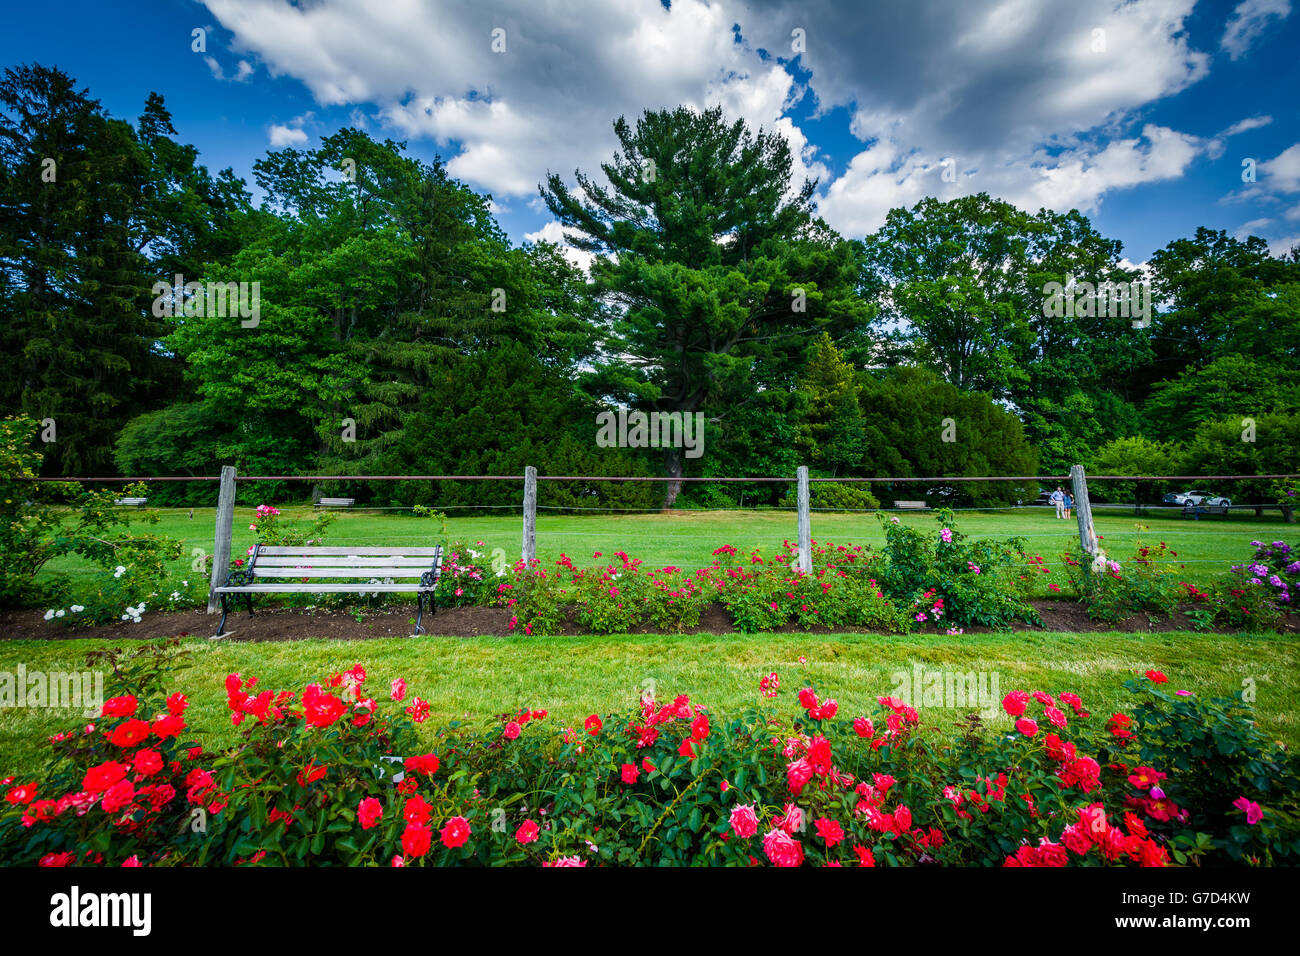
<box><xmin>151</xmin><ymin>274</ymin><xmax>260</xmax><ymax>327</ymax></box>
<box><xmin>50</xmin><ymin>886</ymin><xmax>151</xmax><ymax>936</ymax></box>
<box><xmin>889</xmin><ymin>664</ymin><xmax>1001</xmax><ymax>715</ymax></box>
<box><xmin>1041</xmin><ymin>274</ymin><xmax>1151</xmax><ymax>329</ymax></box>
<box><xmin>595</xmin><ymin>409</ymin><xmax>705</xmax><ymax>459</ymax></box>
<box><xmin>0</xmin><ymin>665</ymin><xmax>103</xmax><ymax>717</ymax></box>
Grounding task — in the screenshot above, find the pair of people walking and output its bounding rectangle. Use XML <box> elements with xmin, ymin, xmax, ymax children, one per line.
<box><xmin>1050</xmin><ymin>486</ymin><xmax>1074</xmax><ymax>519</ymax></box>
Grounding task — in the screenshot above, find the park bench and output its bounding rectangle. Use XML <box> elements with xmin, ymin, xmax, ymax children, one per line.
<box><xmin>315</xmin><ymin>497</ymin><xmax>356</xmax><ymax>508</ymax></box>
<box><xmin>894</xmin><ymin>500</ymin><xmax>928</xmax><ymax>510</ymax></box>
<box><xmin>1182</xmin><ymin>500</ymin><xmax>1229</xmax><ymax>519</ymax></box>
<box><xmin>213</xmin><ymin>544</ymin><xmax>443</xmax><ymax>636</ymax></box>
<box><xmin>115</xmin><ymin>497</ymin><xmax>147</xmax><ymax>507</ymax></box>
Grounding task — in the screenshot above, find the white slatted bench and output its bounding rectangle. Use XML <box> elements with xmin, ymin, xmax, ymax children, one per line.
<box><xmin>115</xmin><ymin>497</ymin><xmax>148</xmax><ymax>507</ymax></box>
<box><xmin>894</xmin><ymin>500</ymin><xmax>927</xmax><ymax>510</ymax></box>
<box><xmin>316</xmin><ymin>497</ymin><xmax>356</xmax><ymax>508</ymax></box>
<box><xmin>212</xmin><ymin>544</ymin><xmax>442</xmax><ymax>636</ymax></box>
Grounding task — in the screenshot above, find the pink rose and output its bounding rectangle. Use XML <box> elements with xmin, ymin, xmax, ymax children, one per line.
<box><xmin>729</xmin><ymin>804</ymin><xmax>759</xmax><ymax>839</ymax></box>
<box><xmin>762</xmin><ymin>828</ymin><xmax>804</xmax><ymax>867</ymax></box>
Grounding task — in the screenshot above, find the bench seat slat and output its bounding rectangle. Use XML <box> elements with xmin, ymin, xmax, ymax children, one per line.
<box><xmin>256</xmin><ymin>546</ymin><xmax>442</xmax><ymax>556</ymax></box>
<box><xmin>256</xmin><ymin>555</ymin><xmax>437</xmax><ymax>567</ymax></box>
<box><xmin>216</xmin><ymin>583</ymin><xmax>430</xmax><ymax>593</ymax></box>
<box><xmin>250</xmin><ymin>567</ymin><xmax>430</xmax><ymax>578</ymax></box>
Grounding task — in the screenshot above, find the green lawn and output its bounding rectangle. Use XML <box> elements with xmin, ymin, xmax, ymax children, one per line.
<box><xmin>1</xmin><ymin>630</ymin><xmax>1296</xmax><ymax>779</ymax></box>
<box><xmin>38</xmin><ymin>504</ymin><xmax>1298</xmax><ymax>597</ymax></box>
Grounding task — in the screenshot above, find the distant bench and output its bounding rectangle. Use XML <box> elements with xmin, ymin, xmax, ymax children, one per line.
<box><xmin>1182</xmin><ymin>501</ymin><xmax>1230</xmax><ymax>519</ymax></box>
<box><xmin>315</xmin><ymin>497</ymin><xmax>356</xmax><ymax>508</ymax></box>
<box><xmin>115</xmin><ymin>497</ymin><xmax>147</xmax><ymax>507</ymax></box>
<box><xmin>212</xmin><ymin>544</ymin><xmax>443</xmax><ymax>636</ymax></box>
<box><xmin>893</xmin><ymin>500</ymin><xmax>928</xmax><ymax>510</ymax></box>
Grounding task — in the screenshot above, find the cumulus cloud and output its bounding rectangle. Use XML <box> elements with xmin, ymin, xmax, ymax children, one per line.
<box><xmin>200</xmin><ymin>0</ymin><xmax>1231</xmax><ymax>239</ymax></box>
<box><xmin>204</xmin><ymin>55</ymin><xmax>254</xmax><ymax>82</ymax></box>
<box><xmin>524</xmin><ymin>220</ymin><xmax>596</xmax><ymax>273</ymax></box>
<box><xmin>267</xmin><ymin>113</ymin><xmax>314</xmax><ymax>148</ymax></box>
<box><xmin>1220</xmin><ymin>0</ymin><xmax>1291</xmax><ymax>60</ymax></box>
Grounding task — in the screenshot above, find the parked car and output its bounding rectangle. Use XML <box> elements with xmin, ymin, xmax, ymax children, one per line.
<box><xmin>1163</xmin><ymin>490</ymin><xmax>1232</xmax><ymax>508</ymax></box>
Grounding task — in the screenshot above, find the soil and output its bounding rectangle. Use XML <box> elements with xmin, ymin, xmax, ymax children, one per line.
<box><xmin>1</xmin><ymin>600</ymin><xmax>1295</xmax><ymax>642</ymax></box>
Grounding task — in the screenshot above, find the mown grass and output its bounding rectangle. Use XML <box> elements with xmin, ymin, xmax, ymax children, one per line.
<box><xmin>36</xmin><ymin>504</ymin><xmax>1297</xmax><ymax>598</ymax></box>
<box><xmin>1</xmin><ymin>630</ymin><xmax>1295</xmax><ymax>779</ymax></box>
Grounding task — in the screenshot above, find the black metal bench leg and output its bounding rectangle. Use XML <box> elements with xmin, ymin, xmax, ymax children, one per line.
<box><xmin>217</xmin><ymin>594</ymin><xmax>230</xmax><ymax>636</ymax></box>
<box><xmin>415</xmin><ymin>592</ymin><xmax>425</xmax><ymax>635</ymax></box>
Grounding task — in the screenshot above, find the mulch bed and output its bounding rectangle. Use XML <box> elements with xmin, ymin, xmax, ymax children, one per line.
<box><xmin>1</xmin><ymin>601</ymin><xmax>1296</xmax><ymax>642</ymax></box>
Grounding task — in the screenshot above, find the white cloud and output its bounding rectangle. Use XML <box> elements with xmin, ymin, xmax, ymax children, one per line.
<box><xmin>200</xmin><ymin>0</ymin><xmax>1228</xmax><ymax>241</ymax></box>
<box><xmin>204</xmin><ymin>55</ymin><xmax>254</xmax><ymax>82</ymax></box>
<box><xmin>1220</xmin><ymin>115</ymin><xmax>1273</xmax><ymax>137</ymax></box>
<box><xmin>524</xmin><ymin>220</ymin><xmax>595</xmax><ymax>273</ymax></box>
<box><xmin>268</xmin><ymin>121</ymin><xmax>309</xmax><ymax>148</ymax></box>
<box><xmin>1221</xmin><ymin>0</ymin><xmax>1291</xmax><ymax>60</ymax></box>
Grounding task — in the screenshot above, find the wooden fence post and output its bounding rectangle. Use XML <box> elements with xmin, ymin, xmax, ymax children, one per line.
<box><xmin>1069</xmin><ymin>464</ymin><xmax>1098</xmax><ymax>560</ymax></box>
<box><xmin>207</xmin><ymin>465</ymin><xmax>237</xmax><ymax>612</ymax></box>
<box><xmin>796</xmin><ymin>466</ymin><xmax>812</xmax><ymax>574</ymax></box>
<box><xmin>522</xmin><ymin>466</ymin><xmax>537</xmax><ymax>564</ymax></box>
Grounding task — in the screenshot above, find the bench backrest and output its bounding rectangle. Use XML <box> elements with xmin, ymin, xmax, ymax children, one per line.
<box><xmin>249</xmin><ymin>545</ymin><xmax>441</xmax><ymax>579</ymax></box>
<box><xmin>894</xmin><ymin>500</ymin><xmax>927</xmax><ymax>509</ymax></box>
<box><xmin>317</xmin><ymin>497</ymin><xmax>355</xmax><ymax>506</ymax></box>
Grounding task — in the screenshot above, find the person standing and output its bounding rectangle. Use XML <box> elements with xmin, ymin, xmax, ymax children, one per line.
<box><xmin>1050</xmin><ymin>486</ymin><xmax>1065</xmax><ymax>519</ymax></box>
<box><xmin>1063</xmin><ymin>491</ymin><xmax>1073</xmax><ymax>520</ymax></box>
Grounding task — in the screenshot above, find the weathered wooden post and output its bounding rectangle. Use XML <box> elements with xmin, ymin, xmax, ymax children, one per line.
<box><xmin>796</xmin><ymin>466</ymin><xmax>812</xmax><ymax>574</ymax></box>
<box><xmin>522</xmin><ymin>466</ymin><xmax>537</xmax><ymax>564</ymax></box>
<box><xmin>1069</xmin><ymin>464</ymin><xmax>1098</xmax><ymax>559</ymax></box>
<box><xmin>207</xmin><ymin>465</ymin><xmax>237</xmax><ymax>612</ymax></box>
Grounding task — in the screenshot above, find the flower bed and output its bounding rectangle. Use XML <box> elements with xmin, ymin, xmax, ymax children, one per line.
<box><xmin>2</xmin><ymin>642</ymin><xmax>1296</xmax><ymax>867</ymax></box>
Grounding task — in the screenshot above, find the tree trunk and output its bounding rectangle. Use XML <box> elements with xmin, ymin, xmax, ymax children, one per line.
<box><xmin>663</xmin><ymin>447</ymin><xmax>683</xmax><ymax>510</ymax></box>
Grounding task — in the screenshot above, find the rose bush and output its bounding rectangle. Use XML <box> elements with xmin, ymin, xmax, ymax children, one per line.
<box><xmin>3</xmin><ymin>646</ymin><xmax>1296</xmax><ymax>866</ymax></box>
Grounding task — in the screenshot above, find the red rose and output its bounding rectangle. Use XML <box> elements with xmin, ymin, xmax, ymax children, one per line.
<box><xmin>620</xmin><ymin>764</ymin><xmax>638</xmax><ymax>785</ymax></box>
<box><xmin>504</xmin><ymin>721</ymin><xmax>521</xmax><ymax>740</ymax></box>
<box><xmin>132</xmin><ymin>750</ymin><xmax>163</xmax><ymax>777</ymax></box>
<box><xmin>1145</xmin><ymin>670</ymin><xmax>1168</xmax><ymax>684</ymax></box>
<box><xmin>101</xmin><ymin>696</ymin><xmax>138</xmax><ymax>718</ymax></box>
<box><xmin>151</xmin><ymin>714</ymin><xmax>185</xmax><ymax>739</ymax></box>
<box><xmin>401</xmin><ymin>824</ymin><xmax>432</xmax><ymax>857</ymax></box>
<box><xmin>5</xmin><ymin>782</ymin><xmax>36</xmax><ymax>805</ymax></box>
<box><xmin>814</xmin><ymin>817</ymin><xmax>844</xmax><ymax>847</ymax></box>
<box><xmin>689</xmin><ymin>713</ymin><xmax>709</xmax><ymax>741</ymax></box>
<box><xmin>806</xmin><ymin>735</ymin><xmax>832</xmax><ymax>774</ymax></box>
<box><xmin>1015</xmin><ymin>718</ymin><xmax>1039</xmax><ymax>737</ymax></box>
<box><xmin>440</xmin><ymin>815</ymin><xmax>471</xmax><ymax>848</ymax></box>
<box><xmin>1002</xmin><ymin>691</ymin><xmax>1029</xmax><ymax>717</ymax></box>
<box><xmin>584</xmin><ymin>714</ymin><xmax>603</xmax><ymax>736</ymax></box>
<box><xmin>403</xmin><ymin>795</ymin><xmax>432</xmax><ymax>826</ymax></box>
<box><xmin>101</xmin><ymin>779</ymin><xmax>135</xmax><ymax>813</ymax></box>
<box><xmin>516</xmin><ymin>819</ymin><xmax>539</xmax><ymax>844</ymax></box>
<box><xmin>108</xmin><ymin>719</ymin><xmax>151</xmax><ymax>748</ymax></box>
<box><xmin>302</xmin><ymin>686</ymin><xmax>347</xmax><ymax>727</ymax></box>
<box><xmin>83</xmin><ymin>761</ymin><xmax>128</xmax><ymax>794</ymax></box>
<box><xmin>358</xmin><ymin>797</ymin><xmax>383</xmax><ymax>830</ymax></box>
<box><xmin>404</xmin><ymin>753</ymin><xmax>440</xmax><ymax>776</ymax></box>
<box><xmin>295</xmin><ymin>763</ymin><xmax>327</xmax><ymax>787</ymax></box>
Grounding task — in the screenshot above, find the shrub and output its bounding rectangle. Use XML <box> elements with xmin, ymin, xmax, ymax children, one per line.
<box><xmin>4</xmin><ymin>657</ymin><xmax>1296</xmax><ymax>867</ymax></box>
<box><xmin>780</xmin><ymin>482</ymin><xmax>881</xmax><ymax>511</ymax></box>
<box><xmin>1</xmin><ymin>415</ymin><xmax>183</xmax><ymax>616</ymax></box>
<box><xmin>873</xmin><ymin>510</ymin><xmax>1040</xmax><ymax>629</ymax></box>
<box><xmin>1060</xmin><ymin>538</ymin><xmax>1183</xmax><ymax>624</ymax></box>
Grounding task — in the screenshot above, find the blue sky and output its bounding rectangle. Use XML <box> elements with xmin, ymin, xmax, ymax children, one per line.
<box><xmin>3</xmin><ymin>0</ymin><xmax>1298</xmax><ymax>264</ymax></box>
